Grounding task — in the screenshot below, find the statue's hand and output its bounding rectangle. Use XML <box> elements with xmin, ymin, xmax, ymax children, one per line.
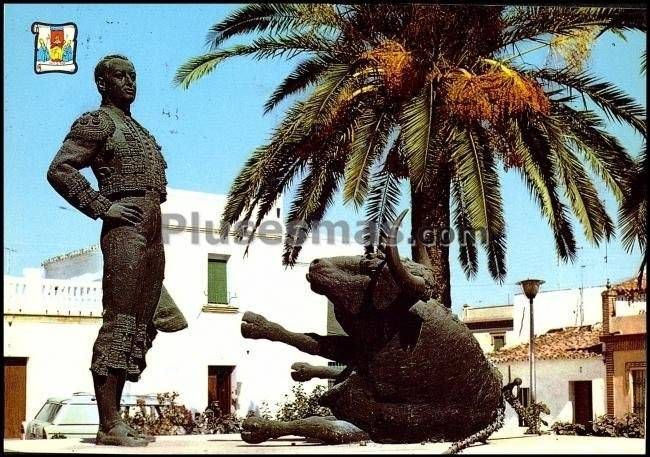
<box><xmin>102</xmin><ymin>202</ymin><xmax>143</xmax><ymax>225</ymax></box>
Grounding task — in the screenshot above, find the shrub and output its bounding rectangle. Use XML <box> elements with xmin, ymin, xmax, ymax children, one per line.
<box><xmin>194</xmin><ymin>401</ymin><xmax>243</xmax><ymax>434</ymax></box>
<box><xmin>246</xmin><ymin>401</ymin><xmax>272</xmax><ymax>420</ymax></box>
<box><xmin>274</xmin><ymin>384</ymin><xmax>332</xmax><ymax>422</ymax></box>
<box><xmin>551</xmin><ymin>413</ymin><xmax>645</xmax><ymax>438</ymax></box>
<box><xmin>591</xmin><ymin>414</ymin><xmax>620</xmax><ymax>437</ymax></box>
<box><xmin>616</xmin><ymin>413</ymin><xmax>645</xmax><ymax>438</ymax></box>
<box><xmin>122</xmin><ymin>392</ymin><xmax>243</xmax><ymax>436</ymax></box>
<box><xmin>550</xmin><ymin>421</ymin><xmax>587</xmax><ymax>436</ymax></box>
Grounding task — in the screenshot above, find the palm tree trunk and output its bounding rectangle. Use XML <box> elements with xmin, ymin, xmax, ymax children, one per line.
<box><xmin>410</xmin><ymin>167</ymin><xmax>452</xmax><ymax>308</ymax></box>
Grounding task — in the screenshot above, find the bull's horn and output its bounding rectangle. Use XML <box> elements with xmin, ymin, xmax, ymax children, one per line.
<box><xmin>386</xmin><ymin>209</ymin><xmax>426</xmax><ymax>296</ymax></box>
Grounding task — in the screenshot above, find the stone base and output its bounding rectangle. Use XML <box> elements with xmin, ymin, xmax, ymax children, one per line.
<box><xmin>3</xmin><ymin>429</ymin><xmax>645</xmax><ymax>454</ymax></box>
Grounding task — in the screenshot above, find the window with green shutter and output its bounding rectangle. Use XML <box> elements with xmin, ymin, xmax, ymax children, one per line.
<box><xmin>207</xmin><ymin>258</ymin><xmax>228</xmax><ymax>304</ymax></box>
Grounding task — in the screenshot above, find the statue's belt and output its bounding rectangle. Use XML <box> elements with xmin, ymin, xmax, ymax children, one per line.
<box><xmin>107</xmin><ymin>187</ymin><xmax>162</xmax><ymax>201</ymax></box>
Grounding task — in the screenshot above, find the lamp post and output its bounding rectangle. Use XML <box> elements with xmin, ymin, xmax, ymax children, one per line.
<box><xmin>517</xmin><ymin>279</ymin><xmax>544</xmax><ymax>407</ymax></box>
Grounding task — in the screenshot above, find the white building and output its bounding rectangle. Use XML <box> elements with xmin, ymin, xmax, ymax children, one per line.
<box><xmin>461</xmin><ymin>304</ymin><xmax>514</xmax><ymax>353</ymax></box>
<box><xmin>4</xmin><ymin>187</ymin><xmax>360</xmax><ymax>433</ymax></box>
<box><xmin>462</xmin><ymin>277</ymin><xmax>646</xmax><ymax>430</ymax></box>
<box><xmin>490</xmin><ymin>324</ymin><xmax>606</xmax><ymax>428</ymax></box>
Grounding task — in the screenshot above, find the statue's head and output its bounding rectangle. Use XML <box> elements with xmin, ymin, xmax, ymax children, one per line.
<box><xmin>95</xmin><ymin>54</ymin><xmax>136</xmax><ymax>106</ymax></box>
<box><xmin>306</xmin><ymin>210</ymin><xmax>437</xmax><ymax>315</ymax></box>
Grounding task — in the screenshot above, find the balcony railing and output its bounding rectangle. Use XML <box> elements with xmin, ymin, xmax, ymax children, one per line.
<box><xmin>4</xmin><ymin>276</ymin><xmax>102</xmax><ymax>316</ymax></box>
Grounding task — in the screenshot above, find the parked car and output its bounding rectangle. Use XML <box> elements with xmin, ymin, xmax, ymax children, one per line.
<box><xmin>23</xmin><ymin>392</ymin><xmax>161</xmax><ymax>439</ymax></box>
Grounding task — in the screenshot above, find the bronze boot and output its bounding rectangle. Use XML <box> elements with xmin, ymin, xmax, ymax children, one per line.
<box><xmin>96</xmin><ymin>421</ymin><xmax>149</xmax><ymax>447</ymax></box>
<box><xmin>122</xmin><ymin>422</ymin><xmax>156</xmax><ymax>442</ymax></box>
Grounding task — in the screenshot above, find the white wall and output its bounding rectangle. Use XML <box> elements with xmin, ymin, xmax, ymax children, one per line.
<box><xmin>496</xmin><ymin>358</ymin><xmax>605</xmax><ymax>428</ymax></box>
<box><xmin>512</xmin><ymin>286</ymin><xmax>605</xmax><ymax>344</ymax></box>
<box><xmin>43</xmin><ymin>249</ymin><xmax>102</xmax><ymax>281</ymax></box>
<box><xmin>150</xmin><ymin>188</ymin><xmax>358</xmax><ymax>415</ymax></box>
<box><xmin>614</xmin><ymin>298</ymin><xmax>646</xmax><ymax>317</ymax></box>
<box><xmin>5</xmin><ymin>187</ymin><xmax>362</xmax><ymax>420</ymax></box>
<box><xmin>471</xmin><ymin>329</ymin><xmax>517</xmax><ymax>353</ymax></box>
<box><xmin>4</xmin><ymin>318</ymin><xmax>100</xmax><ymax>422</ymax></box>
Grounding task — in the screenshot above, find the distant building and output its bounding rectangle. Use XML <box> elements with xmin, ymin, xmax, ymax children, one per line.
<box><xmin>461</xmin><ymin>304</ymin><xmax>513</xmax><ymax>353</ymax></box>
<box><xmin>461</xmin><ymin>270</ymin><xmax>646</xmax><ymax>430</ymax></box>
<box><xmin>490</xmin><ymin>324</ymin><xmax>605</xmax><ymax>428</ymax></box>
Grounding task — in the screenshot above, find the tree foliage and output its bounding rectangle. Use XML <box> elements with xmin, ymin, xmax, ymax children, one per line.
<box><xmin>176</xmin><ymin>5</ymin><xmax>645</xmax><ymax>283</ymax></box>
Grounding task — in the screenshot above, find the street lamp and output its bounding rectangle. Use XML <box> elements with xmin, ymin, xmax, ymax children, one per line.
<box><xmin>517</xmin><ymin>279</ymin><xmax>544</xmax><ymax>407</ymax></box>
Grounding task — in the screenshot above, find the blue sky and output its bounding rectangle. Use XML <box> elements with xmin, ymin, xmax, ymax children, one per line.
<box><xmin>4</xmin><ymin>5</ymin><xmax>646</xmax><ymax>314</ymax></box>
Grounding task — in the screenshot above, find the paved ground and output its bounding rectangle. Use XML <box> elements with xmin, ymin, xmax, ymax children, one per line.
<box><xmin>3</xmin><ymin>428</ymin><xmax>646</xmax><ymax>454</ymax></box>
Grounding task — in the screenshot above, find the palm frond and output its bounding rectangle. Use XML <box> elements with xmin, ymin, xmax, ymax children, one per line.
<box><xmin>297</xmin><ymin>62</ymin><xmax>360</xmax><ymax>129</ymax></box>
<box><xmin>219</xmin><ymin>99</ymin><xmax>325</xmax><ymax>238</ymax></box>
<box><xmin>554</xmin><ymin>103</ymin><xmax>635</xmax><ymax>201</ymax></box>
<box><xmin>342</xmin><ymin>110</ymin><xmax>391</xmax><ymax>208</ymax></box>
<box><xmin>619</xmin><ymin>144</ymin><xmax>647</xmax><ymax>252</ymax></box>
<box><xmin>451</xmin><ymin>176</ymin><xmax>479</xmax><ymax>278</ymax></box>
<box><xmin>502</xmin><ymin>6</ymin><xmax>646</xmax><ymax>48</ymax></box>
<box><xmin>451</xmin><ymin>129</ymin><xmax>507</xmax><ymax>281</ymax></box>
<box><xmin>513</xmin><ymin>119</ymin><xmax>577</xmax><ymax>261</ymax></box>
<box><xmin>530</xmin><ymin>68</ymin><xmax>646</xmax><ymax>135</ymax></box>
<box><xmin>538</xmin><ymin>114</ymin><xmax>615</xmax><ymax>244</ymax></box>
<box><xmin>206</xmin><ymin>3</ymin><xmax>342</xmax><ymax>49</ymax></box>
<box><xmin>362</xmin><ymin>170</ymin><xmax>402</xmax><ymax>251</ymax></box>
<box><xmin>400</xmin><ymin>81</ymin><xmax>437</xmax><ymax>189</ymax></box>
<box><xmin>283</xmin><ymin>156</ymin><xmax>346</xmax><ymax>265</ymax></box>
<box><xmin>175</xmin><ymin>34</ymin><xmax>333</xmax><ymax>89</ymax></box>
<box><xmin>174</xmin><ymin>53</ymin><xmax>228</xmax><ymax>90</ymax></box>
<box><xmin>263</xmin><ymin>56</ymin><xmax>332</xmax><ymax>114</ymax></box>
<box><xmin>219</xmin><ymin>146</ymin><xmax>268</xmax><ymax>238</ymax></box>
<box><xmin>642</xmin><ymin>50</ymin><xmax>647</xmax><ymax>76</ymax></box>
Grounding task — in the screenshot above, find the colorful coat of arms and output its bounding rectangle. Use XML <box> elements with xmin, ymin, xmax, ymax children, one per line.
<box><xmin>32</xmin><ymin>22</ymin><xmax>78</xmax><ymax>74</ymax></box>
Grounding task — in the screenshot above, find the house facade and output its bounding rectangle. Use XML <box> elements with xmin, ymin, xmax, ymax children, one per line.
<box><xmin>4</xmin><ymin>187</ymin><xmax>360</xmax><ymax>437</ymax></box>
<box><xmin>461</xmin><ymin>303</ymin><xmax>514</xmax><ymax>353</ymax></box>
<box><xmin>601</xmin><ymin>274</ymin><xmax>647</xmax><ymax>420</ymax></box>
<box><xmin>461</xmin><ymin>274</ymin><xmax>646</xmax><ymax>429</ymax></box>
<box><xmin>489</xmin><ymin>325</ymin><xmax>606</xmax><ymax>428</ymax></box>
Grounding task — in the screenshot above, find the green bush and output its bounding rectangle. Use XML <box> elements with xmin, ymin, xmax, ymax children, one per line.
<box><xmin>551</xmin><ymin>413</ymin><xmax>645</xmax><ymax>438</ymax></box>
<box><xmin>612</xmin><ymin>413</ymin><xmax>645</xmax><ymax>438</ymax></box>
<box><xmin>274</xmin><ymin>384</ymin><xmax>332</xmax><ymax>422</ymax></box>
<box><xmin>247</xmin><ymin>401</ymin><xmax>272</xmax><ymax>420</ymax></box>
<box><xmin>194</xmin><ymin>401</ymin><xmax>243</xmax><ymax>434</ymax></box>
<box><xmin>550</xmin><ymin>421</ymin><xmax>587</xmax><ymax>436</ymax></box>
<box><xmin>122</xmin><ymin>392</ymin><xmax>242</xmax><ymax>436</ymax></box>
<box><xmin>591</xmin><ymin>415</ymin><xmax>620</xmax><ymax>437</ymax></box>
<box><xmin>591</xmin><ymin>413</ymin><xmax>645</xmax><ymax>438</ymax></box>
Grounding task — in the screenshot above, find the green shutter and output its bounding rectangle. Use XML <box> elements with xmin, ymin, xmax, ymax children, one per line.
<box><xmin>208</xmin><ymin>259</ymin><xmax>228</xmax><ymax>304</ymax></box>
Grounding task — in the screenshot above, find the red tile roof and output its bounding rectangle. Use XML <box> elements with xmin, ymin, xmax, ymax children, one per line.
<box><xmin>612</xmin><ymin>268</ymin><xmax>647</xmax><ymax>301</ymax></box>
<box><xmin>489</xmin><ymin>325</ymin><xmax>602</xmax><ymax>363</ymax></box>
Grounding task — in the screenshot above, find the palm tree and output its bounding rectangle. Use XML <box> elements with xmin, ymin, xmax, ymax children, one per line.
<box><xmin>619</xmin><ymin>144</ymin><xmax>647</xmax><ymax>288</ymax></box>
<box><xmin>176</xmin><ymin>5</ymin><xmax>646</xmax><ymax>308</ymax></box>
<box><xmin>619</xmin><ymin>58</ymin><xmax>647</xmax><ymax>290</ymax></box>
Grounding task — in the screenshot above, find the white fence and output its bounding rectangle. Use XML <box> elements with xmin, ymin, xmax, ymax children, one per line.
<box><xmin>4</xmin><ymin>276</ymin><xmax>102</xmax><ymax>316</ymax></box>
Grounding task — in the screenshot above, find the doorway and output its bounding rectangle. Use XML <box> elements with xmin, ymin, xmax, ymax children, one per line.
<box><xmin>4</xmin><ymin>357</ymin><xmax>28</xmax><ymax>438</ymax></box>
<box><xmin>572</xmin><ymin>380</ymin><xmax>593</xmax><ymax>426</ymax></box>
<box><xmin>207</xmin><ymin>366</ymin><xmax>234</xmax><ymax>416</ymax></box>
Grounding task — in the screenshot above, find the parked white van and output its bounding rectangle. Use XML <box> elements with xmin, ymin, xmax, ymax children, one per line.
<box><xmin>23</xmin><ymin>392</ymin><xmax>160</xmax><ymax>439</ymax></box>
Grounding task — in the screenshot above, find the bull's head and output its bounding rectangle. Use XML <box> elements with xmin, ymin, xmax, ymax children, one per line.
<box><xmin>306</xmin><ymin>210</ymin><xmax>436</xmax><ymax>315</ymax></box>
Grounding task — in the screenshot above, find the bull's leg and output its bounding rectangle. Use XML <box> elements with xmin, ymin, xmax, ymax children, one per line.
<box><xmin>291</xmin><ymin>362</ymin><xmax>346</xmax><ymax>382</ymax></box>
<box><xmin>241</xmin><ymin>311</ymin><xmax>352</xmax><ymax>363</ymax></box>
<box><xmin>241</xmin><ymin>416</ymin><xmax>369</xmax><ymax>445</ymax></box>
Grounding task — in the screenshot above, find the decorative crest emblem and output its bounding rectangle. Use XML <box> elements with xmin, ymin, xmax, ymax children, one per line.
<box><xmin>32</xmin><ymin>22</ymin><xmax>78</xmax><ymax>74</ymax></box>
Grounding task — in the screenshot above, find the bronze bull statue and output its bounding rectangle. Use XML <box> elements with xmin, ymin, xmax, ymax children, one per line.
<box><xmin>240</xmin><ymin>210</ymin><xmax>524</xmax><ymax>453</ymax></box>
